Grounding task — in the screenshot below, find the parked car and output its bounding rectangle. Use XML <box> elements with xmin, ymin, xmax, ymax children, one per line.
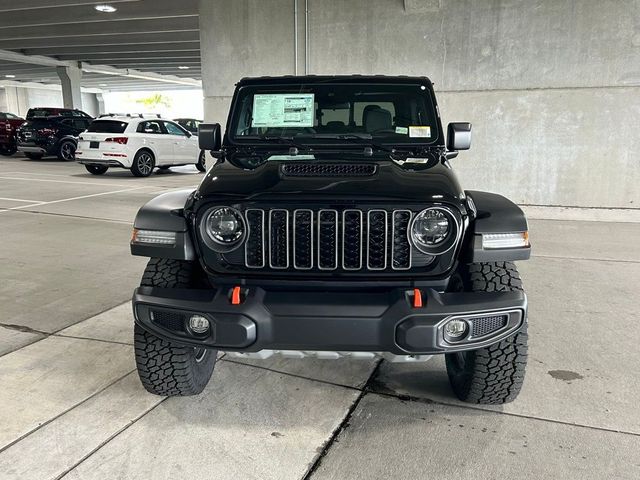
<box><xmin>75</xmin><ymin>115</ymin><xmax>206</xmax><ymax>177</ymax></box>
<box><xmin>174</xmin><ymin>118</ymin><xmax>201</xmax><ymax>135</ymax></box>
<box><xmin>16</xmin><ymin>108</ymin><xmax>93</xmax><ymax>160</ymax></box>
<box><xmin>129</xmin><ymin>75</ymin><xmax>532</xmax><ymax>404</ymax></box>
<box><xmin>0</xmin><ymin>112</ymin><xmax>25</xmax><ymax>156</ymax></box>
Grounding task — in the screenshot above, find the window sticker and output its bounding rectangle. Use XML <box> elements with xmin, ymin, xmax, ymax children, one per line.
<box><xmin>252</xmin><ymin>94</ymin><xmax>315</xmax><ymax>128</ymax></box>
<box><xmin>395</xmin><ymin>126</ymin><xmax>409</xmax><ymax>135</ymax></box>
<box><xmin>409</xmin><ymin>126</ymin><xmax>431</xmax><ymax>138</ymax></box>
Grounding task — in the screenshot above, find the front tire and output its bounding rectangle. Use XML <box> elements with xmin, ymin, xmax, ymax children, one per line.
<box><xmin>58</xmin><ymin>140</ymin><xmax>76</xmax><ymax>161</ymax></box>
<box><xmin>85</xmin><ymin>164</ymin><xmax>108</xmax><ymax>175</ymax></box>
<box><xmin>134</xmin><ymin>258</ymin><xmax>217</xmax><ymax>396</ymax></box>
<box><xmin>0</xmin><ymin>144</ymin><xmax>17</xmax><ymax>156</ymax></box>
<box><xmin>445</xmin><ymin>262</ymin><xmax>528</xmax><ymax>404</ymax></box>
<box><xmin>130</xmin><ymin>150</ymin><xmax>155</xmax><ymax>177</ymax></box>
<box><xmin>195</xmin><ymin>150</ymin><xmax>206</xmax><ymax>172</ymax></box>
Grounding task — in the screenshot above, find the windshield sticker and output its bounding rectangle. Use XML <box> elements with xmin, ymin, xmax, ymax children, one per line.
<box><xmin>409</xmin><ymin>126</ymin><xmax>431</xmax><ymax>138</ymax></box>
<box><xmin>395</xmin><ymin>126</ymin><xmax>409</xmax><ymax>135</ymax></box>
<box><xmin>252</xmin><ymin>94</ymin><xmax>315</xmax><ymax>128</ymax></box>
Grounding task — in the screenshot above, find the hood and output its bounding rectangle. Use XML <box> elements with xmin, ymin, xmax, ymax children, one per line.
<box><xmin>195</xmin><ymin>155</ymin><xmax>464</xmax><ymax>207</ymax></box>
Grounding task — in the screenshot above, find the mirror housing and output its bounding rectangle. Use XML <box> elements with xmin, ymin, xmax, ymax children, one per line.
<box><xmin>447</xmin><ymin>122</ymin><xmax>472</xmax><ymax>151</ymax></box>
<box><xmin>198</xmin><ymin>123</ymin><xmax>222</xmax><ymax>151</ymax></box>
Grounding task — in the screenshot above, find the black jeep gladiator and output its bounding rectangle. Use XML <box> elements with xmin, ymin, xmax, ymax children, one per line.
<box><xmin>130</xmin><ymin>76</ymin><xmax>531</xmax><ymax>404</ymax></box>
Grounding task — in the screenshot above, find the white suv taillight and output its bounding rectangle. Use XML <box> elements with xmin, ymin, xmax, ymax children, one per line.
<box><xmin>105</xmin><ymin>137</ymin><xmax>128</xmax><ymax>145</ymax></box>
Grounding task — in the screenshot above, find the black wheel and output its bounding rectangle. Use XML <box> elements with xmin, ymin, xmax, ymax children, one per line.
<box><xmin>445</xmin><ymin>262</ymin><xmax>528</xmax><ymax>404</ymax></box>
<box><xmin>130</xmin><ymin>150</ymin><xmax>155</xmax><ymax>177</ymax></box>
<box><xmin>58</xmin><ymin>140</ymin><xmax>76</xmax><ymax>161</ymax></box>
<box><xmin>0</xmin><ymin>144</ymin><xmax>17</xmax><ymax>156</ymax></box>
<box><xmin>85</xmin><ymin>164</ymin><xmax>108</xmax><ymax>175</ymax></box>
<box><xmin>195</xmin><ymin>150</ymin><xmax>206</xmax><ymax>172</ymax></box>
<box><xmin>134</xmin><ymin>258</ymin><xmax>217</xmax><ymax>396</ymax></box>
<box><xmin>24</xmin><ymin>152</ymin><xmax>44</xmax><ymax>160</ymax></box>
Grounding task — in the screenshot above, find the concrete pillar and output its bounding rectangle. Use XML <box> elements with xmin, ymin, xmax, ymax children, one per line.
<box><xmin>294</xmin><ymin>0</ymin><xmax>308</xmax><ymax>75</ymax></box>
<box><xmin>198</xmin><ymin>0</ymin><xmax>296</xmax><ymax>124</ymax></box>
<box><xmin>4</xmin><ymin>86</ymin><xmax>29</xmax><ymax>117</ymax></box>
<box><xmin>56</xmin><ymin>63</ymin><xmax>83</xmax><ymax>110</ymax></box>
<box><xmin>96</xmin><ymin>93</ymin><xmax>105</xmax><ymax>116</ymax></box>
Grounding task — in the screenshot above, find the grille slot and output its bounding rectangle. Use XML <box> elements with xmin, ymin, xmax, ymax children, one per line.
<box><xmin>269</xmin><ymin>209</ymin><xmax>289</xmax><ymax>269</ymax></box>
<box><xmin>318</xmin><ymin>210</ymin><xmax>338</xmax><ymax>270</ymax></box>
<box><xmin>282</xmin><ymin>163</ymin><xmax>377</xmax><ymax>177</ymax></box>
<box><xmin>471</xmin><ymin>315</ymin><xmax>508</xmax><ymax>337</ymax></box>
<box><xmin>243</xmin><ymin>207</ymin><xmax>432</xmax><ymax>272</ymax></box>
<box><xmin>367</xmin><ymin>210</ymin><xmax>388</xmax><ymax>270</ymax></box>
<box><xmin>245</xmin><ymin>209</ymin><xmax>265</xmax><ymax>268</ymax></box>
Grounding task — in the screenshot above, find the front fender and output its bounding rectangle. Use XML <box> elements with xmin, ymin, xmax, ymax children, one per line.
<box><xmin>131</xmin><ymin>189</ymin><xmax>196</xmax><ymax>260</ymax></box>
<box><xmin>466</xmin><ymin>190</ymin><xmax>531</xmax><ymax>262</ymax></box>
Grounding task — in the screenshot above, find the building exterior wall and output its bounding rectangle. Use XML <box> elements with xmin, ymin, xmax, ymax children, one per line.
<box><xmin>199</xmin><ymin>0</ymin><xmax>640</xmax><ymax>208</ymax></box>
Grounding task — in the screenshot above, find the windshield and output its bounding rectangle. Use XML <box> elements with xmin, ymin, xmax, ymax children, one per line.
<box><xmin>229</xmin><ymin>82</ymin><xmax>440</xmax><ymax>146</ymax></box>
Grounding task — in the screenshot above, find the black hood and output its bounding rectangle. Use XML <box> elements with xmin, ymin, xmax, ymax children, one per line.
<box><xmin>194</xmin><ymin>154</ymin><xmax>464</xmax><ymax>207</ymax></box>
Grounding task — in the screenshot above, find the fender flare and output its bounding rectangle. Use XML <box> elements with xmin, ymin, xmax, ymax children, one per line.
<box><xmin>130</xmin><ymin>188</ymin><xmax>196</xmax><ymax>260</ymax></box>
<box><xmin>465</xmin><ymin>190</ymin><xmax>531</xmax><ymax>262</ymax></box>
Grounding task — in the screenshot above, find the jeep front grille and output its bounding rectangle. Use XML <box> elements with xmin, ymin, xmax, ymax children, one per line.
<box><xmin>243</xmin><ymin>207</ymin><xmax>423</xmax><ymax>271</ymax></box>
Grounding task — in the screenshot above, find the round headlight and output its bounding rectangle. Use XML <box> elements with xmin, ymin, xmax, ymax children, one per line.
<box><xmin>203</xmin><ymin>207</ymin><xmax>245</xmax><ymax>250</ymax></box>
<box><xmin>410</xmin><ymin>207</ymin><xmax>457</xmax><ymax>254</ymax></box>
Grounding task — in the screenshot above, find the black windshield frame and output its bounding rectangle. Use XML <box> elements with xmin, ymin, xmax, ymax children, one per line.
<box><xmin>226</xmin><ymin>81</ymin><xmax>444</xmax><ymax>148</ymax></box>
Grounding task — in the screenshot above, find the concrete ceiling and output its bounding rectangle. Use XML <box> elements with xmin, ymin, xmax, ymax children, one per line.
<box><xmin>0</xmin><ymin>0</ymin><xmax>201</xmax><ymax>91</ymax></box>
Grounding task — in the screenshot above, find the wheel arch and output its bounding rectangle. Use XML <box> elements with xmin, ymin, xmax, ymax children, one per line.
<box><xmin>465</xmin><ymin>190</ymin><xmax>531</xmax><ymax>262</ymax></box>
<box><xmin>131</xmin><ymin>188</ymin><xmax>196</xmax><ymax>260</ymax></box>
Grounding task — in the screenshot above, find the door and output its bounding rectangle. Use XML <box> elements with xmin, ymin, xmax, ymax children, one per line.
<box><xmin>163</xmin><ymin>121</ymin><xmax>195</xmax><ymax>164</ymax></box>
<box><xmin>138</xmin><ymin>120</ymin><xmax>172</xmax><ymax>164</ymax></box>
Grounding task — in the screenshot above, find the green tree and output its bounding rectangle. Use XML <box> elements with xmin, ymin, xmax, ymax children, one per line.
<box><xmin>135</xmin><ymin>93</ymin><xmax>172</xmax><ymax>109</ymax></box>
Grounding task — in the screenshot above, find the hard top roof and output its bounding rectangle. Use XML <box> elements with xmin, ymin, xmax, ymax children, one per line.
<box><xmin>236</xmin><ymin>75</ymin><xmax>434</xmax><ymax>86</ymax></box>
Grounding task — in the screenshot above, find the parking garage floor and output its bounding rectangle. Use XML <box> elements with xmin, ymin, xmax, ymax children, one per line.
<box><xmin>1</xmin><ymin>155</ymin><xmax>639</xmax><ymax>480</ymax></box>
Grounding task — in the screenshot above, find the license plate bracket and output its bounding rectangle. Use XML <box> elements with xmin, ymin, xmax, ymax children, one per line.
<box><xmin>90</xmin><ymin>141</ymin><xmax>99</xmax><ymax>148</ymax></box>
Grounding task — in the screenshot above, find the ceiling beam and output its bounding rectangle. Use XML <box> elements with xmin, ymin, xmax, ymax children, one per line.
<box><xmin>56</xmin><ymin>52</ymin><xmax>201</xmax><ymax>61</ymax></box>
<box><xmin>0</xmin><ymin>79</ymin><xmax>103</xmax><ymax>94</ymax></box>
<box><xmin>80</xmin><ymin>62</ymin><xmax>201</xmax><ymax>87</ymax></box>
<box><xmin>0</xmin><ymin>48</ymin><xmax>69</xmax><ymax>67</ymax></box>
<box><xmin>17</xmin><ymin>42</ymin><xmax>200</xmax><ymax>56</ymax></box>
<box><xmin>0</xmin><ymin>31</ymin><xmax>199</xmax><ymax>49</ymax></box>
<box><xmin>0</xmin><ymin>16</ymin><xmax>198</xmax><ymax>40</ymax></box>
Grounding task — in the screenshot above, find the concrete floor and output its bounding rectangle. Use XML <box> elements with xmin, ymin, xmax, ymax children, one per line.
<box><xmin>1</xmin><ymin>155</ymin><xmax>639</xmax><ymax>479</ymax></box>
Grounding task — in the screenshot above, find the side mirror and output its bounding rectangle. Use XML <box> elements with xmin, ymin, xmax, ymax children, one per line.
<box><xmin>447</xmin><ymin>122</ymin><xmax>472</xmax><ymax>151</ymax></box>
<box><xmin>198</xmin><ymin>123</ymin><xmax>222</xmax><ymax>151</ymax></box>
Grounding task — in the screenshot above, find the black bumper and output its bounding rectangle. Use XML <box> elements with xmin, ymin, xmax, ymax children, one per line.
<box><xmin>133</xmin><ymin>285</ymin><xmax>527</xmax><ymax>355</ymax></box>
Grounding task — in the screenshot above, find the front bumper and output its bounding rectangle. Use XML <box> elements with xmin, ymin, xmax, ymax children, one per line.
<box><xmin>133</xmin><ymin>286</ymin><xmax>527</xmax><ymax>355</ymax></box>
<box><xmin>17</xmin><ymin>144</ymin><xmax>47</xmax><ymax>154</ymax></box>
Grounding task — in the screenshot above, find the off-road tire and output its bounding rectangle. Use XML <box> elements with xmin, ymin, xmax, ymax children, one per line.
<box><xmin>130</xmin><ymin>150</ymin><xmax>155</xmax><ymax>177</ymax></box>
<box><xmin>445</xmin><ymin>262</ymin><xmax>528</xmax><ymax>404</ymax></box>
<box><xmin>24</xmin><ymin>152</ymin><xmax>43</xmax><ymax>160</ymax></box>
<box><xmin>57</xmin><ymin>140</ymin><xmax>76</xmax><ymax>161</ymax></box>
<box><xmin>195</xmin><ymin>150</ymin><xmax>206</xmax><ymax>172</ymax></box>
<box><xmin>134</xmin><ymin>258</ymin><xmax>217</xmax><ymax>396</ymax></box>
<box><xmin>85</xmin><ymin>164</ymin><xmax>108</xmax><ymax>175</ymax></box>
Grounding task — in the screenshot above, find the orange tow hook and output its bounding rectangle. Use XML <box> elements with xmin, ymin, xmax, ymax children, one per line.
<box><xmin>231</xmin><ymin>286</ymin><xmax>242</xmax><ymax>305</ymax></box>
<box><xmin>412</xmin><ymin>288</ymin><xmax>423</xmax><ymax>308</ymax></box>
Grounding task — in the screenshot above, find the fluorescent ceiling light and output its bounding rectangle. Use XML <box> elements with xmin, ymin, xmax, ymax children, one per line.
<box><xmin>4</xmin><ymin>74</ymin><xmax>15</xmax><ymax>78</ymax></box>
<box><xmin>99</xmin><ymin>83</ymin><xmax>108</xmax><ymax>86</ymax></box>
<box><xmin>178</xmin><ymin>66</ymin><xmax>190</xmax><ymax>70</ymax></box>
<box><xmin>94</xmin><ymin>4</ymin><xmax>117</xmax><ymax>13</ymax></box>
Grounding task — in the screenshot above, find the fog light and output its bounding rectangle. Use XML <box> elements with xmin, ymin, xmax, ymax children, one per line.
<box><xmin>444</xmin><ymin>319</ymin><xmax>468</xmax><ymax>340</ymax></box>
<box><xmin>189</xmin><ymin>315</ymin><xmax>210</xmax><ymax>334</ymax></box>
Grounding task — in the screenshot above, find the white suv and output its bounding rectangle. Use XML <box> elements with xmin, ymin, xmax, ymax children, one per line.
<box><xmin>76</xmin><ymin>115</ymin><xmax>206</xmax><ymax>177</ymax></box>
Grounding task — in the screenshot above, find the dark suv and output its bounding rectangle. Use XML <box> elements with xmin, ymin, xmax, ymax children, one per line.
<box><xmin>17</xmin><ymin>108</ymin><xmax>93</xmax><ymax>160</ymax></box>
<box><xmin>130</xmin><ymin>76</ymin><xmax>531</xmax><ymax>404</ymax></box>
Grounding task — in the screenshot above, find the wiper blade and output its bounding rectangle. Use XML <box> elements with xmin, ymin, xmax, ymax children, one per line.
<box><xmin>294</xmin><ymin>133</ymin><xmax>395</xmax><ymax>154</ymax></box>
<box><xmin>258</xmin><ymin>135</ymin><xmax>307</xmax><ymax>153</ymax></box>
